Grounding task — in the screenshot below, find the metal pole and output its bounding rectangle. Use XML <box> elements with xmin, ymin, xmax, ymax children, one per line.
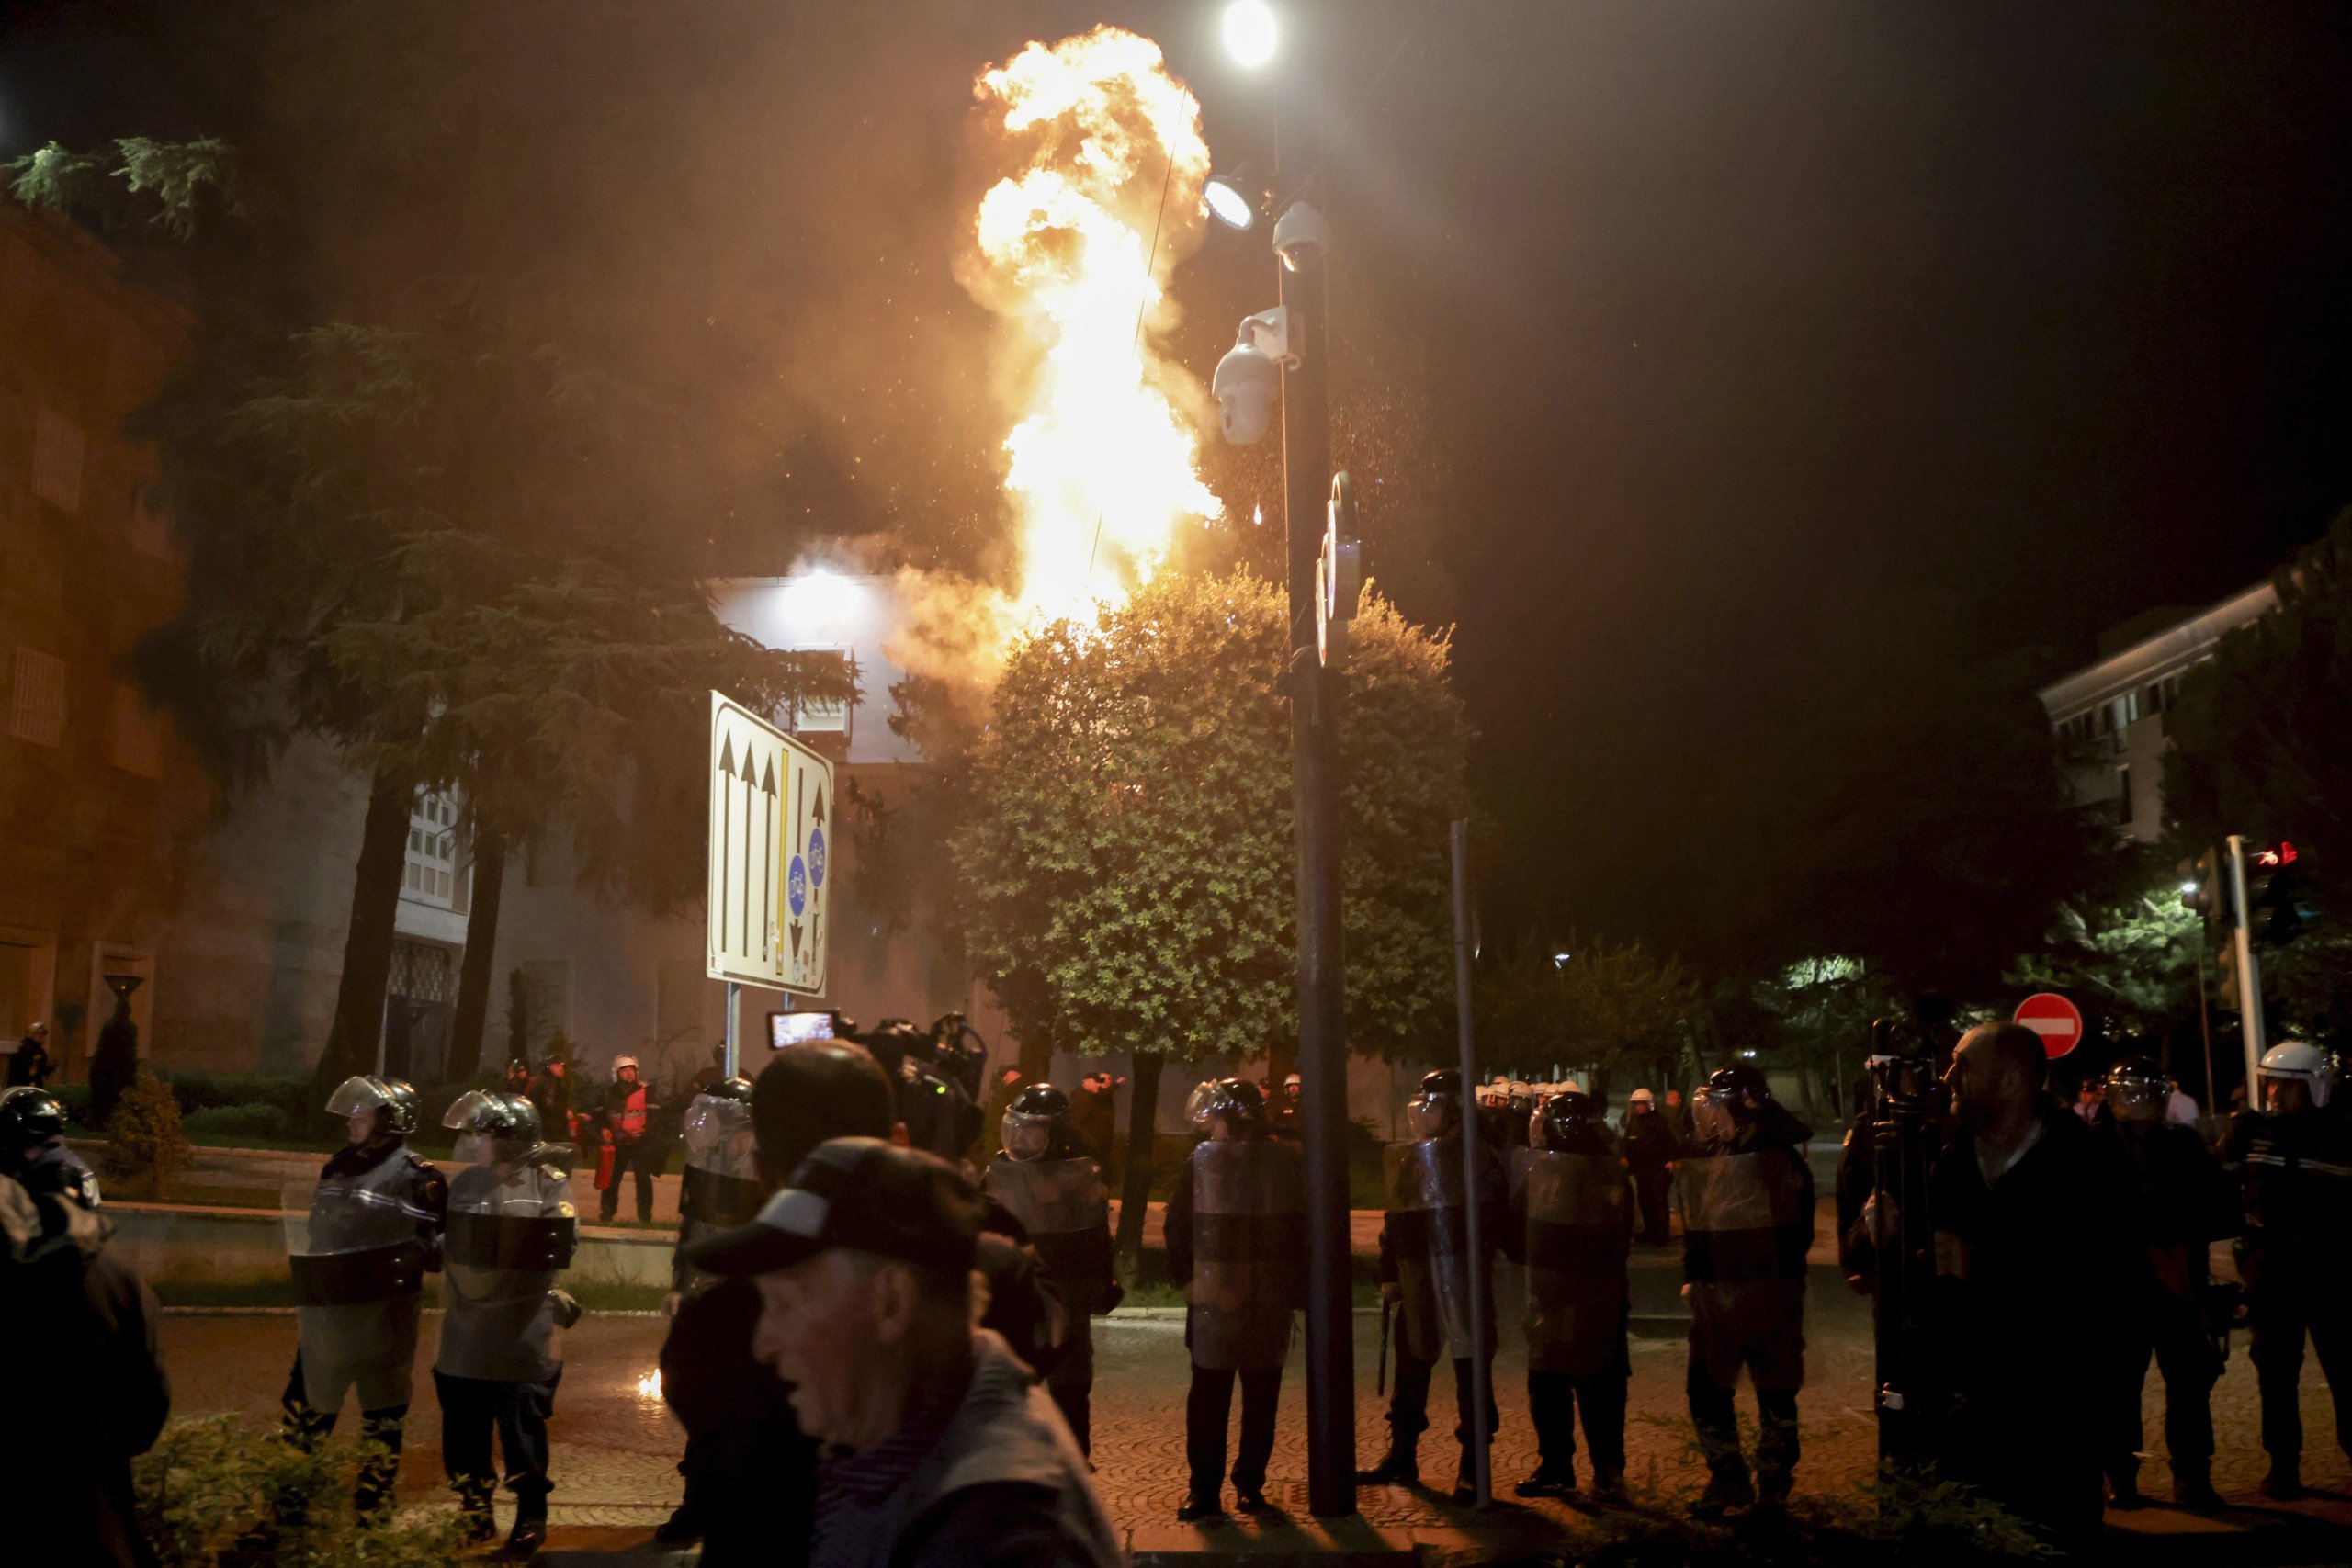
<box><xmin>1448</xmin><ymin>820</ymin><xmax>1493</xmax><ymax>1507</ymax></box>
<box><xmin>725</xmin><ymin>981</ymin><xmax>740</xmax><ymax>1079</ymax></box>
<box><xmin>1275</xmin><ymin>25</ymin><xmax>1355</xmax><ymax>1519</ymax></box>
<box><xmin>2228</xmin><ymin>835</ymin><xmax>2266</xmax><ymax>1092</ymax></box>
<box><xmin>2194</xmin><ymin>926</ymin><xmax>2217</xmax><ymax>1121</ymax></box>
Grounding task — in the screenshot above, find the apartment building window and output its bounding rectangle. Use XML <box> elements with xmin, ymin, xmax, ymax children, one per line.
<box><xmin>405</xmin><ymin>790</ymin><xmax>459</xmax><ymax>905</ymax></box>
<box><xmin>2115</xmin><ymin>765</ymin><xmax>2135</xmax><ymax>829</ymax></box>
<box><xmin>790</xmin><ymin>648</ymin><xmax>853</xmax><ymax>736</ymax></box>
<box><xmin>6</xmin><ymin>648</ymin><xmax>65</xmax><ymax>747</ymax></box>
<box><xmin>107</xmin><ymin>683</ymin><xmax>164</xmax><ymax>777</ymax></box>
<box><xmin>31</xmin><ymin>408</ymin><xmax>85</xmax><ymax>514</ymax></box>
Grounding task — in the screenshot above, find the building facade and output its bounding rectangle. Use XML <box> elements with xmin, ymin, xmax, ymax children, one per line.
<box><xmin>2036</xmin><ymin>582</ymin><xmax>2277</xmax><ymax>843</ymax></box>
<box><xmin>0</xmin><ymin>200</ymin><xmax>199</xmax><ymax>1079</ymax></box>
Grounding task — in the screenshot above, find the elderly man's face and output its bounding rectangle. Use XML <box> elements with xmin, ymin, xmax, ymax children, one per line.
<box><xmin>752</xmin><ymin>1251</ymin><xmax>886</xmax><ymax>1446</ymax></box>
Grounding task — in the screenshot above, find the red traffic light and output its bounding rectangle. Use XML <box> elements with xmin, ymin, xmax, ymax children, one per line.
<box><xmin>2254</xmin><ymin>842</ymin><xmax>2299</xmax><ymax>869</ymax></box>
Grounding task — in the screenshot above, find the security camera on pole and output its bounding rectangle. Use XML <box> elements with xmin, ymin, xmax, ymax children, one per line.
<box><xmin>1207</xmin><ymin>0</ymin><xmax>1358</xmax><ymax>1518</ymax></box>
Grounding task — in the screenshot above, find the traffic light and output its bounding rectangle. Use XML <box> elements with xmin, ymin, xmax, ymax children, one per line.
<box><xmin>2180</xmin><ymin>847</ymin><xmax>2229</xmax><ymax>937</ymax></box>
<box><xmin>2247</xmin><ymin>841</ymin><xmax>2312</xmax><ymax>946</ymax></box>
<box><xmin>2216</xmin><ymin>946</ymin><xmax>2241</xmax><ymax>1011</ymax></box>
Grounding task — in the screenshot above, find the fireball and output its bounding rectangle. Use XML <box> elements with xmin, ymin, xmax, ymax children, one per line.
<box><xmin>963</xmin><ymin>28</ymin><xmax>1220</xmax><ymax>627</ymax></box>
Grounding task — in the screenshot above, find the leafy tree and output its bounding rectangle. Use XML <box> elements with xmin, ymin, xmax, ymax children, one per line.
<box><xmin>1476</xmin><ymin>935</ymin><xmax>1697</xmax><ymax>1101</ymax></box>
<box><xmin>954</xmin><ymin>571</ymin><xmax>1470</xmax><ymax>1274</ymax></box>
<box><xmin>16</xmin><ymin>144</ymin><xmax>846</xmax><ymax>1104</ymax></box>
<box><xmin>2163</xmin><ymin>511</ymin><xmax>2352</xmax><ymax>1058</ymax></box>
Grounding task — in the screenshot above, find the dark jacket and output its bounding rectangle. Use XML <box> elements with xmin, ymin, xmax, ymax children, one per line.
<box><xmin>1066</xmin><ymin>1088</ymin><xmax>1116</xmax><ymax>1161</ymax></box>
<box><xmin>4</xmin><ymin>1175</ymin><xmax>170</xmax><ymax>1568</ymax></box>
<box><xmin>1621</xmin><ymin>1108</ymin><xmax>1675</xmax><ymax>1175</ymax></box>
<box><xmin>830</xmin><ymin>1332</ymin><xmax>1122</xmax><ymax>1568</ymax></box>
<box><xmin>1925</xmin><ymin>1105</ymin><xmax>2134</xmax><ymax>1544</ymax></box>
<box><xmin>2228</xmin><ymin>1105</ymin><xmax>2352</xmax><ymax>1278</ymax></box>
<box><xmin>2098</xmin><ymin>1115</ymin><xmax>2234</xmax><ymax>1303</ymax></box>
<box><xmin>663</xmin><ymin>1277</ymin><xmax>820</xmax><ymax>1567</ymax></box>
<box><xmin>6</xmin><ymin>1034</ymin><xmax>51</xmax><ymax>1087</ymax></box>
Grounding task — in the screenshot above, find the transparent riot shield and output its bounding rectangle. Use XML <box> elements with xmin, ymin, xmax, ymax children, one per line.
<box><xmin>681</xmin><ymin>1099</ymin><xmax>762</xmax><ymax>1235</ymax></box>
<box><xmin>283</xmin><ymin>1173</ymin><xmax>430</xmax><ymax>1415</ymax></box>
<box><xmin>438</xmin><ymin>1160</ymin><xmax>577</xmax><ymax>1382</ymax></box>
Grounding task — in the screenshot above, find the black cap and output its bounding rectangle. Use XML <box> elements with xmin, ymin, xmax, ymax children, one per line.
<box><xmin>684</xmin><ymin>1137</ymin><xmax>984</xmax><ymax>1279</ymax></box>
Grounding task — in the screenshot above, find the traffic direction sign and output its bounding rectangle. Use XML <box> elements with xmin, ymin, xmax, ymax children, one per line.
<box><xmin>707</xmin><ymin>692</ymin><xmax>831</xmax><ymax>995</ymax></box>
<box><xmin>2013</xmin><ymin>992</ymin><xmax>2084</xmax><ymax>1059</ymax></box>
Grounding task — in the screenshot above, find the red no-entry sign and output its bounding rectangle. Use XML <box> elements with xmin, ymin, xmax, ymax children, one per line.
<box><xmin>2014</xmin><ymin>992</ymin><xmax>2085</xmax><ymax>1059</ymax></box>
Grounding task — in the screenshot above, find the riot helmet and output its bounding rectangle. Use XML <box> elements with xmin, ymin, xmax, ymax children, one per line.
<box><xmin>444</xmin><ymin>1089</ymin><xmax>545</xmax><ymax>1165</ymax></box>
<box><xmin>1404</xmin><ymin>1069</ymin><xmax>1464</xmax><ymax>1141</ymax></box>
<box><xmin>2105</xmin><ymin>1056</ymin><xmax>2169</xmax><ymax>1123</ymax></box>
<box><xmin>1693</xmin><ymin>1062</ymin><xmax>1770</xmax><ymax>1143</ymax></box>
<box><xmin>1533</xmin><ymin>1089</ymin><xmax>1608</xmax><ymax>1151</ymax></box>
<box><xmin>1001</xmin><ymin>1082</ymin><xmax>1072</xmax><ymax>1161</ymax></box>
<box><xmin>1190</xmin><ymin>1077</ymin><xmax>1266</xmax><ymax>1139</ymax></box>
<box><xmin>1628</xmin><ymin>1087</ymin><xmax>1656</xmax><ymax>1112</ymax></box>
<box><xmin>0</xmin><ymin>1087</ymin><xmax>66</xmax><ymax>1177</ymax></box>
<box><xmin>1506</xmin><ymin>1079</ymin><xmax>1533</xmax><ymax>1114</ymax></box>
<box><xmin>2259</xmin><ymin>1040</ymin><xmax>2335</xmax><ymax>1112</ymax></box>
<box><xmin>612</xmin><ymin>1054</ymin><xmax>641</xmax><ymax>1081</ymax></box>
<box><xmin>325</xmin><ymin>1074</ymin><xmax>417</xmax><ymax>1145</ymax></box>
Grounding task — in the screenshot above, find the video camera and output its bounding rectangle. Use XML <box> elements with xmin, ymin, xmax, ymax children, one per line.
<box><xmin>1864</xmin><ymin>1016</ymin><xmax>1946</xmax><ymax>1124</ymax></box>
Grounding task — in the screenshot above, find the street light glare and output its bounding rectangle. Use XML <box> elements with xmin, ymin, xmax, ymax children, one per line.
<box><xmin>1223</xmin><ymin>0</ymin><xmax>1278</xmax><ymax>68</ymax></box>
<box><xmin>1204</xmin><ymin>176</ymin><xmax>1257</xmax><ymax>230</ymax></box>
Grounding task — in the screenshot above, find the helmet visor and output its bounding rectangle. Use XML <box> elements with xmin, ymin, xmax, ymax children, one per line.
<box><xmin>324</xmin><ymin>1076</ymin><xmax>390</xmax><ymax>1119</ymax></box>
<box><xmin>683</xmin><ymin>1096</ymin><xmax>752</xmax><ymax>1155</ymax></box>
<box><xmin>1001</xmin><ymin>1110</ymin><xmax>1054</xmax><ymax>1160</ymax></box>
<box><xmin>442</xmin><ymin>1089</ymin><xmax>500</xmax><ymax>1132</ymax></box>
<box><xmin>1692</xmin><ymin>1089</ymin><xmax>1736</xmax><ymax>1144</ymax></box>
<box><xmin>1404</xmin><ymin>1093</ymin><xmax>1456</xmax><ymax>1141</ymax></box>
<box><xmin>2109</xmin><ymin>1079</ymin><xmax>2167</xmax><ymax>1122</ymax></box>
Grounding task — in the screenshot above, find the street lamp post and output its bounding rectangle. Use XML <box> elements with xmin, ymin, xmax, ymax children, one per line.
<box><xmin>1216</xmin><ymin>0</ymin><xmax>1357</xmax><ymax>1517</ymax></box>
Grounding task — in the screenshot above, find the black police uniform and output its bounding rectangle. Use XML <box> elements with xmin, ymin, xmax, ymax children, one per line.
<box><xmin>2098</xmin><ymin>1111</ymin><xmax>2235</xmax><ymax>1499</ymax></box>
<box><xmin>5</xmin><ymin>1143</ymin><xmax>169</xmax><ymax>1567</ymax></box>
<box><xmin>983</xmin><ymin>1134</ymin><xmax>1117</xmax><ymax>1452</ymax></box>
<box><xmin>1509</xmin><ymin>1111</ymin><xmax>1634</xmax><ymax>1494</ymax></box>
<box><xmin>1374</xmin><ymin>1124</ymin><xmax>1507</xmax><ymax>1483</ymax></box>
<box><xmin>2229</xmin><ymin>1104</ymin><xmax>2352</xmax><ymax>1484</ymax></box>
<box><xmin>281</xmin><ymin>1138</ymin><xmax>447</xmax><ymax>1512</ymax></box>
<box><xmin>1675</xmin><ymin>1100</ymin><xmax>1814</xmax><ymax>1505</ymax></box>
<box><xmin>1164</xmin><ymin>1129</ymin><xmax>1306</xmax><ymax>1506</ymax></box>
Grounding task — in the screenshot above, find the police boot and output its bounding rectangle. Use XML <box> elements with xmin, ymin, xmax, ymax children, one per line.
<box><xmin>2173</xmin><ymin>1461</ymin><xmax>2225</xmax><ymax>1513</ymax></box>
<box><xmin>1514</xmin><ymin>1463</ymin><xmax>1576</xmax><ymax>1499</ymax></box>
<box><xmin>2107</xmin><ymin>1463</ymin><xmax>2146</xmax><ymax>1510</ymax></box>
<box><xmin>1690</xmin><ymin>1457</ymin><xmax>1754</xmax><ymax>1518</ymax></box>
<box><xmin>504</xmin><ymin>1492</ymin><xmax>548</xmax><ymax>1559</ymax></box>
<box><xmin>456</xmin><ymin>1478</ymin><xmax>499</xmax><ymax>1544</ymax></box>
<box><xmin>2262</xmin><ymin>1455</ymin><xmax>2303</xmax><ymax>1501</ymax></box>
<box><xmin>1358</xmin><ymin>1432</ymin><xmax>1420</xmax><ymax>1486</ymax></box>
<box><xmin>1590</xmin><ymin>1466</ymin><xmax>1628</xmax><ymax>1505</ymax></box>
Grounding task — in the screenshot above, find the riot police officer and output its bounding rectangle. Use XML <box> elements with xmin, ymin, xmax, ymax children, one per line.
<box><xmin>1165</xmin><ymin>1077</ymin><xmax>1306</xmax><ymax>1520</ymax></box>
<box><xmin>1</xmin><ymin>1087</ymin><xmax>170</xmax><ymax>1566</ymax></box>
<box><xmin>1511</xmin><ymin>1089</ymin><xmax>1633</xmax><ymax>1501</ymax></box>
<box><xmin>1364</xmin><ymin>1069</ymin><xmax>1505</xmax><ymax>1502</ymax></box>
<box><xmin>2098</xmin><ymin>1056</ymin><xmax>2234</xmax><ymax>1509</ymax></box>
<box><xmin>2229</xmin><ymin>1039</ymin><xmax>2352</xmax><ymax>1499</ymax></box>
<box><xmin>435</xmin><ymin>1090</ymin><xmax>580</xmax><ymax>1553</ymax></box>
<box><xmin>675</xmin><ymin>1077</ymin><xmax>762</xmax><ymax>1292</ymax></box>
<box><xmin>1675</xmin><ymin>1062</ymin><xmax>1813</xmax><ymax>1515</ymax></box>
<box><xmin>282</xmin><ymin>1075</ymin><xmax>447</xmax><ymax>1514</ymax></box>
<box><xmin>983</xmin><ymin>1082</ymin><xmax>1118</xmax><ymax>1453</ymax></box>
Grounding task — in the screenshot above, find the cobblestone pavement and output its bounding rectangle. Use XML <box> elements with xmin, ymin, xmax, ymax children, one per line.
<box><xmin>162</xmin><ymin>1264</ymin><xmax>2352</xmax><ymax>1549</ymax></box>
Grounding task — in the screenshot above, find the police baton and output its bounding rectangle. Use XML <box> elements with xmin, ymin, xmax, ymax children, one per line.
<box><xmin>1376</xmin><ymin>1295</ymin><xmax>1392</xmax><ymax>1396</ymax></box>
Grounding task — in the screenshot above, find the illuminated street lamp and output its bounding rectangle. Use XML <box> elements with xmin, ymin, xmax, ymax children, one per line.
<box><xmin>1222</xmin><ymin>0</ymin><xmax>1278</xmax><ymax>68</ymax></box>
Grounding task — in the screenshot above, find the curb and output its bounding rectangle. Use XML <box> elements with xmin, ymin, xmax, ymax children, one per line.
<box><xmin>159</xmin><ymin>1306</ymin><xmax>667</xmax><ymax>1318</ymax></box>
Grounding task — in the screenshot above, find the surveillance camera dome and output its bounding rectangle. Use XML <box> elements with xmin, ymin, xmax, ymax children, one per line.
<box><xmin>1213</xmin><ymin>339</ymin><xmax>1279</xmax><ymax>446</ymax></box>
<box><xmin>1272</xmin><ymin>200</ymin><xmax>1329</xmax><ymax>272</ymax></box>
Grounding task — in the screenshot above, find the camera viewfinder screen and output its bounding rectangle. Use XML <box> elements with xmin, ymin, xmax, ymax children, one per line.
<box><xmin>768</xmin><ymin>1010</ymin><xmax>836</xmax><ymax>1050</ymax></box>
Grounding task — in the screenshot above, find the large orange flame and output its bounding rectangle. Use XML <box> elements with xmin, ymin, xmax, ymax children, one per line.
<box><xmin>961</xmin><ymin>28</ymin><xmax>1219</xmax><ymax>628</ymax></box>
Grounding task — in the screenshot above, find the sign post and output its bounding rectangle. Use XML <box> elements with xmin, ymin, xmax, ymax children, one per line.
<box><xmin>2013</xmin><ymin>992</ymin><xmax>2085</xmax><ymax>1060</ymax></box>
<box><xmin>708</xmin><ymin>693</ymin><xmax>833</xmax><ymax>1071</ymax></box>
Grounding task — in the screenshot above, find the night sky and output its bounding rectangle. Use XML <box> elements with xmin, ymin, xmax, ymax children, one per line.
<box><xmin>7</xmin><ymin>0</ymin><xmax>2349</xmax><ymax>951</ymax></box>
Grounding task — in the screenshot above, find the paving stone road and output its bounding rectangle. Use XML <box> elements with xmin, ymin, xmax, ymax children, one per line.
<box><xmin>160</xmin><ymin>1257</ymin><xmax>2352</xmax><ymax>1552</ymax></box>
